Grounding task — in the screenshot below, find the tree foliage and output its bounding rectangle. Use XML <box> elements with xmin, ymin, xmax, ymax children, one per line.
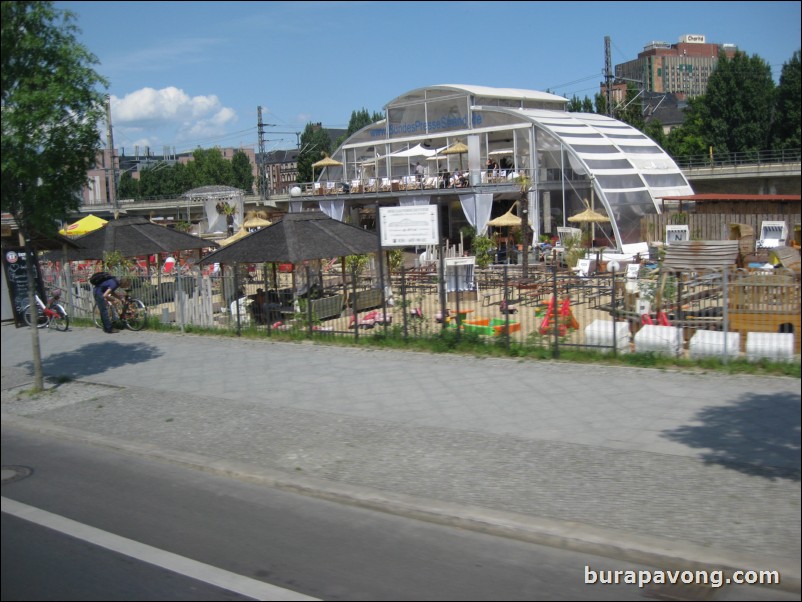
<box><xmin>296</xmin><ymin>123</ymin><xmax>332</xmax><ymax>183</ymax></box>
<box><xmin>118</xmin><ymin>147</ymin><xmax>254</xmax><ymax>199</ymax></box>
<box><xmin>335</xmin><ymin>108</ymin><xmax>383</xmax><ymax>147</ymax></box>
<box><xmin>1</xmin><ymin>1</ymin><xmax>108</xmax><ymax>237</ymax></box>
<box><xmin>772</xmin><ymin>49</ymin><xmax>801</xmax><ymax>150</ymax></box>
<box><xmin>1</xmin><ymin>1</ymin><xmax>108</xmax><ymax>392</ymax></box>
<box><xmin>231</xmin><ymin>149</ymin><xmax>255</xmax><ymax>194</ymax></box>
<box><xmin>698</xmin><ymin>50</ymin><xmax>775</xmax><ymax>157</ymax></box>
<box><xmin>664</xmin><ymin>96</ymin><xmax>708</xmax><ymax>157</ymax></box>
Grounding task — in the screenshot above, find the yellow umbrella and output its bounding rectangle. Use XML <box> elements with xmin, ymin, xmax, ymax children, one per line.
<box><xmin>311</xmin><ymin>153</ymin><xmax>343</xmax><ymax>182</ymax></box>
<box><xmin>441</xmin><ymin>140</ymin><xmax>469</xmax><ymax>170</ymax></box>
<box><xmin>59</xmin><ymin>214</ymin><xmax>108</xmax><ymax>237</ymax></box>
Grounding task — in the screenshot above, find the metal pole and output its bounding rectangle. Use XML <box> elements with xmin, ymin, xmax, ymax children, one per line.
<box><xmin>611</xmin><ymin>270</ymin><xmax>617</xmax><ymax>357</ymax></box>
<box><xmin>503</xmin><ymin>263</ymin><xmax>510</xmax><ymax>351</ymax></box>
<box><xmin>551</xmin><ymin>265</ymin><xmax>560</xmax><ymax>359</ymax></box>
<box><xmin>401</xmin><ymin>265</ymin><xmax>408</xmax><ymax>340</ymax></box>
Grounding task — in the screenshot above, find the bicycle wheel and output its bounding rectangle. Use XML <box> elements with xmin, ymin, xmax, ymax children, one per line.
<box><xmin>50</xmin><ymin>305</ymin><xmax>70</xmax><ymax>331</ymax></box>
<box><xmin>92</xmin><ymin>304</ymin><xmax>104</xmax><ymax>329</ymax></box>
<box><xmin>122</xmin><ymin>298</ymin><xmax>147</xmax><ymax>331</ymax></box>
<box><xmin>22</xmin><ymin>305</ymin><xmax>47</xmax><ymax>328</ymax></box>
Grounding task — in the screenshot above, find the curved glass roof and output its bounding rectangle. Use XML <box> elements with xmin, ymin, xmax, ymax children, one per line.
<box><xmin>512</xmin><ymin>108</ymin><xmax>693</xmax><ymax>243</ymax></box>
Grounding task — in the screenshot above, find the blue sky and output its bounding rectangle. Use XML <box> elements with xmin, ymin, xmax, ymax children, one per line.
<box><xmin>56</xmin><ymin>1</ymin><xmax>801</xmax><ymax>156</ymax></box>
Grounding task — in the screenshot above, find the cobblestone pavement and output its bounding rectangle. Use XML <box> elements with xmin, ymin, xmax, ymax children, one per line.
<box><xmin>2</xmin><ymin>323</ymin><xmax>800</xmax><ymax>591</ymax></box>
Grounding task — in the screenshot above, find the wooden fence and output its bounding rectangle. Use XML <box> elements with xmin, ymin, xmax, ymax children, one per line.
<box><xmin>641</xmin><ymin>213</ymin><xmax>801</xmax><ymax>245</ymax></box>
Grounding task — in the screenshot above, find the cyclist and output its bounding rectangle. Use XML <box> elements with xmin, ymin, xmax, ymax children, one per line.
<box><xmin>93</xmin><ymin>275</ymin><xmax>131</xmax><ymax>333</ymax></box>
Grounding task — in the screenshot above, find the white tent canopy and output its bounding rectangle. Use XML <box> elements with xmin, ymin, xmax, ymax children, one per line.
<box><xmin>376</xmin><ymin>143</ymin><xmax>449</xmax><ymax>161</ymax></box>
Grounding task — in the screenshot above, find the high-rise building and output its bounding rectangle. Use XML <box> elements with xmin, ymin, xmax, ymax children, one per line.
<box><xmin>615</xmin><ymin>34</ymin><xmax>738</xmax><ymax>100</ymax></box>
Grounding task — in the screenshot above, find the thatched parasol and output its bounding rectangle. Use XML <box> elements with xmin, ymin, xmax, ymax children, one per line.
<box><xmin>312</xmin><ymin>153</ymin><xmax>343</xmax><ymax>182</ymax></box>
<box><xmin>568</xmin><ymin>206</ymin><xmax>610</xmax><ymax>224</ymax></box>
<box><xmin>242</xmin><ymin>216</ymin><xmax>272</xmax><ymax>229</ymax></box>
<box><xmin>441</xmin><ymin>140</ymin><xmax>469</xmax><ymax>170</ymax></box>
<box><xmin>219</xmin><ymin>227</ymin><xmax>252</xmax><ymax>246</ymax></box>
<box><xmin>568</xmin><ymin>200</ymin><xmax>611</xmax><ymax>246</ymax></box>
<box><xmin>488</xmin><ymin>207</ymin><xmax>522</xmax><ymax>228</ymax></box>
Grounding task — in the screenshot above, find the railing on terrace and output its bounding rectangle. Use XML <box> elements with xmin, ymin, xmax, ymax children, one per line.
<box><xmin>40</xmin><ymin>258</ymin><xmax>800</xmax><ymax>364</ymax></box>
<box><xmin>674</xmin><ymin>148</ymin><xmax>801</xmax><ymax>170</ymax></box>
<box><xmin>293</xmin><ymin>167</ymin><xmax>590</xmax><ymax>198</ymax></box>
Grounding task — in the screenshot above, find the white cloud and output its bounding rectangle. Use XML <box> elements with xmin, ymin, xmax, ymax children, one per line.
<box><xmin>110</xmin><ymin>87</ymin><xmax>238</xmax><ymax>147</ymax></box>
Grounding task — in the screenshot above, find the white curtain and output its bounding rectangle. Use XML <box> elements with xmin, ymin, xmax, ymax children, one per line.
<box><xmin>459</xmin><ymin>193</ymin><xmax>493</xmax><ymax>235</ymax></box>
<box><xmin>318</xmin><ymin>199</ymin><xmax>345</xmax><ymax>221</ymax></box>
<box><xmin>400</xmin><ymin>195</ymin><xmax>430</xmax><ymax>206</ymax></box>
<box><xmin>289</xmin><ymin>201</ymin><xmax>303</xmax><ymax>213</ymax></box>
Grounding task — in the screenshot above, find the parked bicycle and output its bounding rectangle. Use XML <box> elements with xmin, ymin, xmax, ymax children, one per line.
<box><xmin>22</xmin><ymin>288</ymin><xmax>69</xmax><ymax>331</ymax></box>
<box><xmin>93</xmin><ymin>294</ymin><xmax>147</xmax><ymax>331</ymax></box>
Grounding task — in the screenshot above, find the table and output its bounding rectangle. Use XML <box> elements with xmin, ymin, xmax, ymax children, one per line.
<box><xmin>447</xmin><ymin>308</ymin><xmax>474</xmax><ymax>326</ymax></box>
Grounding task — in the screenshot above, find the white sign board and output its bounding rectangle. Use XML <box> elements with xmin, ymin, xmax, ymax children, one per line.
<box><xmin>379</xmin><ymin>205</ymin><xmax>439</xmax><ymax>247</ymax></box>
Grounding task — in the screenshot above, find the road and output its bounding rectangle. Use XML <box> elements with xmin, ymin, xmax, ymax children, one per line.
<box><xmin>10</xmin><ymin>425</ymin><xmax>794</xmax><ymax>601</ymax></box>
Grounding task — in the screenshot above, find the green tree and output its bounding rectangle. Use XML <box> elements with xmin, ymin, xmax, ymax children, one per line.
<box><xmin>231</xmin><ymin>149</ymin><xmax>254</xmax><ymax>194</ymax></box>
<box><xmin>335</xmin><ymin>108</ymin><xmax>383</xmax><ymax>147</ymax></box>
<box><xmin>567</xmin><ymin>95</ymin><xmax>583</xmax><ymax>112</ymax></box>
<box><xmin>663</xmin><ymin>96</ymin><xmax>708</xmax><ymax>158</ymax></box>
<box><xmin>117</xmin><ymin>170</ymin><xmax>140</xmax><ymax>199</ymax></box>
<box><xmin>594</xmin><ymin>92</ymin><xmax>608</xmax><ymax>116</ymax></box>
<box><xmin>187</xmin><ymin>147</ymin><xmax>235</xmax><ymax>188</ymax></box>
<box><xmin>701</xmin><ymin>50</ymin><xmax>775</xmax><ymax>158</ymax></box>
<box><xmin>643</xmin><ymin>119</ymin><xmax>667</xmax><ymax>149</ymax></box>
<box><xmin>296</xmin><ymin>123</ymin><xmax>332</xmax><ymax>183</ymax></box>
<box><xmin>1</xmin><ymin>1</ymin><xmax>107</xmax><ymax>391</ymax></box>
<box><xmin>772</xmin><ymin>49</ymin><xmax>801</xmax><ymax>151</ymax></box>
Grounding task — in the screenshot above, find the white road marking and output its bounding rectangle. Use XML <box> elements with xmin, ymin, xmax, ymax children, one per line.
<box><xmin>2</xmin><ymin>496</ymin><xmax>319</xmax><ymax>601</ymax></box>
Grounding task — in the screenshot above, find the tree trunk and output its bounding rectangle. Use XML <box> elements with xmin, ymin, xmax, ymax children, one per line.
<box><xmin>24</xmin><ymin>242</ymin><xmax>45</xmax><ymax>392</ymax></box>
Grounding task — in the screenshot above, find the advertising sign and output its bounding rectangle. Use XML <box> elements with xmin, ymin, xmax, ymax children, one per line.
<box><xmin>379</xmin><ymin>205</ymin><xmax>439</xmax><ymax>247</ymax></box>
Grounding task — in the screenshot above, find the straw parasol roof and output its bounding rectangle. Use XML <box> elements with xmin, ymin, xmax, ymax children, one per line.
<box><xmin>487</xmin><ymin>207</ymin><xmax>522</xmax><ymax>227</ymax></box>
<box><xmin>441</xmin><ymin>140</ymin><xmax>469</xmax><ymax>155</ymax></box>
<box><xmin>568</xmin><ymin>201</ymin><xmax>610</xmax><ymax>224</ymax></box>
<box><xmin>242</xmin><ymin>216</ymin><xmax>272</xmax><ymax>229</ymax></box>
<box><xmin>441</xmin><ymin>140</ymin><xmax>469</xmax><ymax>169</ymax></box>
<box><xmin>312</xmin><ymin>153</ymin><xmax>343</xmax><ymax>182</ymax></box>
<box><xmin>219</xmin><ymin>227</ymin><xmax>252</xmax><ymax>246</ymax></box>
<box><xmin>311</xmin><ymin>153</ymin><xmax>343</xmax><ymax>169</ymax></box>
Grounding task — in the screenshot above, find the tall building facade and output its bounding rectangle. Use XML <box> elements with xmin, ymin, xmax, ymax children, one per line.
<box><xmin>615</xmin><ymin>34</ymin><xmax>738</xmax><ymax>100</ymax></box>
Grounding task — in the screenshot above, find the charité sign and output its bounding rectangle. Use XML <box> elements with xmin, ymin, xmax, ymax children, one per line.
<box><xmin>371</xmin><ymin>113</ymin><xmax>483</xmax><ymax>138</ymax></box>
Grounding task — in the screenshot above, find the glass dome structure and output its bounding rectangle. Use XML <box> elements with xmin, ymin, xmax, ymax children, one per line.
<box><xmin>320</xmin><ymin>85</ymin><xmax>693</xmax><ymax>247</ymax></box>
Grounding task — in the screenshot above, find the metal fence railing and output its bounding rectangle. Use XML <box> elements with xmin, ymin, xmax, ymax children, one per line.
<box><xmin>40</xmin><ymin>259</ymin><xmax>801</xmax><ymax>364</ymax></box>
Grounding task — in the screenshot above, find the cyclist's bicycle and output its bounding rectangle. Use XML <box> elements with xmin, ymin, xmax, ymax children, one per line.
<box><xmin>93</xmin><ymin>294</ymin><xmax>147</xmax><ymax>331</ymax></box>
<box><xmin>22</xmin><ymin>289</ymin><xmax>69</xmax><ymax>331</ymax></box>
